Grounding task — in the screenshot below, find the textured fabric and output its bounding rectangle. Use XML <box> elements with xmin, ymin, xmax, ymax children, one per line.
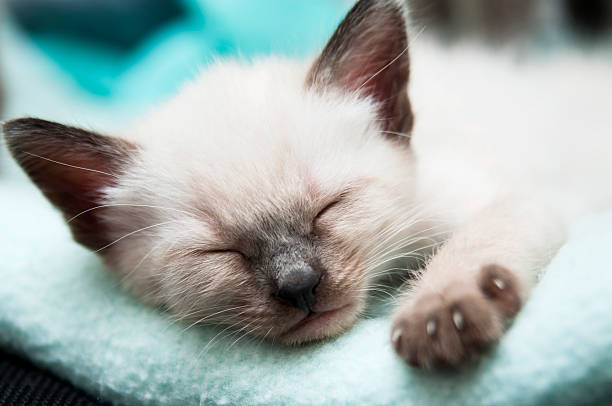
<box><xmin>0</xmin><ymin>350</ymin><xmax>103</xmax><ymax>406</ymax></box>
<box><xmin>1</xmin><ymin>177</ymin><xmax>612</xmax><ymax>406</ymax></box>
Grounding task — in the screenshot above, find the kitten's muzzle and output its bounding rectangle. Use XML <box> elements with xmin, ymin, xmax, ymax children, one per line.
<box><xmin>275</xmin><ymin>265</ymin><xmax>321</xmax><ymax>312</ymax></box>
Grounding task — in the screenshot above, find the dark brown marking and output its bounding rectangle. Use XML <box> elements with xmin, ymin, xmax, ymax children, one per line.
<box><xmin>2</xmin><ymin>118</ymin><xmax>138</xmax><ymax>250</ymax></box>
<box><xmin>479</xmin><ymin>264</ymin><xmax>522</xmax><ymax>317</ymax></box>
<box><xmin>306</xmin><ymin>0</ymin><xmax>413</xmax><ymax>136</ymax></box>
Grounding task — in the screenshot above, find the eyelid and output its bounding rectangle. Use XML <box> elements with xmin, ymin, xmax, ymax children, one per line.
<box><xmin>315</xmin><ymin>199</ymin><xmax>342</xmax><ymax>221</ymax></box>
<box><xmin>206</xmin><ymin>249</ymin><xmax>233</xmax><ymax>255</ymax></box>
<box><xmin>199</xmin><ymin>249</ymin><xmax>246</xmax><ymax>259</ymax></box>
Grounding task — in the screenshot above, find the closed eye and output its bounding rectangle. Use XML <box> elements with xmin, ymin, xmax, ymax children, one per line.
<box><xmin>314</xmin><ymin>199</ymin><xmax>342</xmax><ymax>222</ymax></box>
<box><xmin>197</xmin><ymin>249</ymin><xmax>247</xmax><ymax>260</ymax></box>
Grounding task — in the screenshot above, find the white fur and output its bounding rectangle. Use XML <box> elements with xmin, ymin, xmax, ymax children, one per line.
<box><xmin>410</xmin><ymin>40</ymin><xmax>612</xmax><ymax>223</ymax></box>
<box><xmin>406</xmin><ymin>39</ymin><xmax>612</xmax><ymax>293</ymax></box>
<box><xmin>6</xmin><ymin>7</ymin><xmax>595</xmax><ymax>357</ymax></box>
<box><xmin>104</xmin><ymin>37</ymin><xmax>612</xmax><ymax>329</ymax></box>
<box><xmin>388</xmin><ymin>38</ymin><xmax>612</xmax><ymax>367</ymax></box>
<box><xmin>101</xmin><ymin>58</ymin><xmax>422</xmax><ymax>337</ymax></box>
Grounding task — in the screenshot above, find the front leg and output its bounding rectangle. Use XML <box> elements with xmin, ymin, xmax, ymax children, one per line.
<box><xmin>391</xmin><ymin>198</ymin><xmax>566</xmax><ymax>369</ymax></box>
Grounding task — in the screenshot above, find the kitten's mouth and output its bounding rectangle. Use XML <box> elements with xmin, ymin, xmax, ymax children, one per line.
<box><xmin>279</xmin><ymin>303</ymin><xmax>357</xmax><ymax>344</ymax></box>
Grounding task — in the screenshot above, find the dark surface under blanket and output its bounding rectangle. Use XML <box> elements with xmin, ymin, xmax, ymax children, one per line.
<box><xmin>0</xmin><ymin>350</ymin><xmax>104</xmax><ymax>406</ymax></box>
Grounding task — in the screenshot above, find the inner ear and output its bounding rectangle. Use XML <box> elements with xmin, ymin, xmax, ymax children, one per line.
<box><xmin>3</xmin><ymin>118</ymin><xmax>138</xmax><ymax>250</ymax></box>
<box><xmin>306</xmin><ymin>0</ymin><xmax>413</xmax><ymax>136</ymax></box>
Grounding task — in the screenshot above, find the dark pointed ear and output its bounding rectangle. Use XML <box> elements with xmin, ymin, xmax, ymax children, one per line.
<box><xmin>2</xmin><ymin>118</ymin><xmax>138</xmax><ymax>250</ymax></box>
<box><xmin>306</xmin><ymin>0</ymin><xmax>413</xmax><ymax>137</ymax></box>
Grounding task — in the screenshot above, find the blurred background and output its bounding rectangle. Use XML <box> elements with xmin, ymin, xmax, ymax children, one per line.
<box><xmin>0</xmin><ymin>0</ymin><xmax>352</xmax><ymax>130</ymax></box>
<box><xmin>409</xmin><ymin>0</ymin><xmax>612</xmax><ymax>40</ymax></box>
<box><xmin>0</xmin><ymin>0</ymin><xmax>610</xmax><ymax>172</ymax></box>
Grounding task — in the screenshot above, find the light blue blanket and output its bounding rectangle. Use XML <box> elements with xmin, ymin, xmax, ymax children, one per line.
<box><xmin>1</xmin><ymin>176</ymin><xmax>612</xmax><ymax>405</ymax></box>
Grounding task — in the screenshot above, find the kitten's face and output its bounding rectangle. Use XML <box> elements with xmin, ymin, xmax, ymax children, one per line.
<box><xmin>4</xmin><ymin>0</ymin><xmax>415</xmax><ymax>343</ymax></box>
<box><xmin>103</xmin><ymin>60</ymin><xmax>416</xmax><ymax>342</ymax></box>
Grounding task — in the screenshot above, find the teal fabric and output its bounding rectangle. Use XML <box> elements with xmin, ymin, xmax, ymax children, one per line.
<box><xmin>1</xmin><ymin>177</ymin><xmax>612</xmax><ymax>405</ymax></box>
<box><xmin>24</xmin><ymin>0</ymin><xmax>350</xmax><ymax>103</ymax></box>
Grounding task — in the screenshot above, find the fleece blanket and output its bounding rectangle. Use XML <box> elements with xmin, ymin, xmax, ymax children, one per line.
<box><xmin>1</xmin><ymin>174</ymin><xmax>612</xmax><ymax>406</ymax></box>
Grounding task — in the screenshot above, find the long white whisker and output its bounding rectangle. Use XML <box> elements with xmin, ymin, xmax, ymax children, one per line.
<box><xmin>94</xmin><ymin>220</ymin><xmax>178</xmax><ymax>252</ymax></box>
<box><xmin>67</xmin><ymin>204</ymin><xmax>194</xmax><ymax>223</ymax></box>
<box><xmin>21</xmin><ymin>151</ymin><xmax>116</xmax><ymax>177</ymax></box>
<box><xmin>177</xmin><ymin>305</ymin><xmax>251</xmax><ymax>333</ymax></box>
<box><xmin>357</xmin><ymin>46</ymin><xmax>409</xmax><ymax>92</ymax></box>
<box><xmin>227</xmin><ymin>319</ymin><xmax>260</xmax><ymax>350</ymax></box>
<box><xmin>355</xmin><ymin>25</ymin><xmax>425</xmax><ymax>93</ymax></box>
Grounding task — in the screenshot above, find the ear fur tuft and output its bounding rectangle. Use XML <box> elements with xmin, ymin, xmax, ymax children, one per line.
<box><xmin>307</xmin><ymin>0</ymin><xmax>413</xmax><ymax>136</ymax></box>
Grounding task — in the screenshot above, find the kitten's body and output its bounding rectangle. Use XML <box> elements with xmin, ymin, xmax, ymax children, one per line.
<box><xmin>410</xmin><ymin>42</ymin><xmax>612</xmax><ymax>223</ymax></box>
<box><xmin>390</xmin><ymin>41</ymin><xmax>611</xmax><ymax>366</ymax></box>
<box><xmin>4</xmin><ymin>0</ymin><xmax>612</xmax><ymax>369</ymax></box>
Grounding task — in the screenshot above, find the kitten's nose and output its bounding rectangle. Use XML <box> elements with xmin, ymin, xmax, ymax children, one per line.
<box><xmin>276</xmin><ymin>266</ymin><xmax>321</xmax><ymax>312</ymax></box>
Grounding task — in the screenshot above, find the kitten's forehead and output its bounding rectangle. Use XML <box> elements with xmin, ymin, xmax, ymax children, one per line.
<box><xmin>126</xmin><ymin>58</ymin><xmax>380</xmax><ymax>161</ymax></box>
<box><xmin>119</xmin><ymin>58</ymin><xmax>409</xmax><ymax>232</ymax></box>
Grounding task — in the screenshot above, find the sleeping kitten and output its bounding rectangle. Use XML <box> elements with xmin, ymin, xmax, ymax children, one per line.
<box><xmin>3</xmin><ymin>0</ymin><xmax>612</xmax><ymax>369</ymax></box>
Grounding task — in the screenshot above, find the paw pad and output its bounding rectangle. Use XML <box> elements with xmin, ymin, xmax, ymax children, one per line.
<box><xmin>478</xmin><ymin>264</ymin><xmax>521</xmax><ymax>317</ymax></box>
<box><xmin>391</xmin><ymin>264</ymin><xmax>523</xmax><ymax>369</ymax></box>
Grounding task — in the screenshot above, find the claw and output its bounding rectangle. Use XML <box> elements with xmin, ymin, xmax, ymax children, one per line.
<box><xmin>391</xmin><ymin>328</ymin><xmax>403</xmax><ymax>345</ymax></box>
<box><xmin>426</xmin><ymin>319</ymin><xmax>437</xmax><ymax>336</ymax></box>
<box><xmin>452</xmin><ymin>310</ymin><xmax>464</xmax><ymax>330</ymax></box>
<box><xmin>493</xmin><ymin>278</ymin><xmax>505</xmax><ymax>290</ymax></box>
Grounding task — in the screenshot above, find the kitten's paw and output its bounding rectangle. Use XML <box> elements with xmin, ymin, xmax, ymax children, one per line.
<box><xmin>478</xmin><ymin>264</ymin><xmax>521</xmax><ymax>318</ymax></box>
<box><xmin>391</xmin><ymin>264</ymin><xmax>521</xmax><ymax>369</ymax></box>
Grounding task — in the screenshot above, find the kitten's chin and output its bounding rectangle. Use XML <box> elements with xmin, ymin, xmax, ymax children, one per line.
<box><xmin>278</xmin><ymin>302</ymin><xmax>361</xmax><ymax>345</ymax></box>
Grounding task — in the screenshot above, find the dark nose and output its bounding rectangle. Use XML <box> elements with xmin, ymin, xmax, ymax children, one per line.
<box><xmin>276</xmin><ymin>266</ymin><xmax>321</xmax><ymax>312</ymax></box>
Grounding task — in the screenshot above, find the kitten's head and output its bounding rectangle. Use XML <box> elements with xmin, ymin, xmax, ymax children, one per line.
<box><xmin>3</xmin><ymin>0</ymin><xmax>417</xmax><ymax>343</ymax></box>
